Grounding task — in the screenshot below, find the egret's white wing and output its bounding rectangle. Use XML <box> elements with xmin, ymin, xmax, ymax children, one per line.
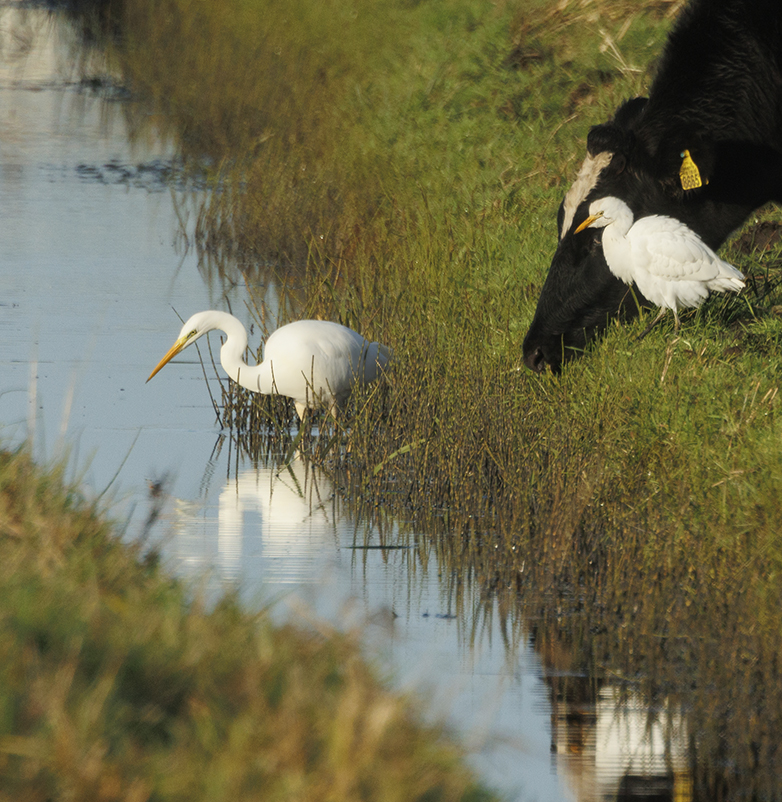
<box><xmin>262</xmin><ymin>320</ymin><xmax>365</xmax><ymax>407</ymax></box>
<box><xmin>628</xmin><ymin>215</ymin><xmax>742</xmax><ymax>282</ymax></box>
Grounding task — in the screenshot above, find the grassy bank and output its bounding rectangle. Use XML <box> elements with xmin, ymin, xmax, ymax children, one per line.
<box><xmin>0</xmin><ymin>447</ymin><xmax>494</xmax><ymax>800</ymax></box>
<box><xmin>69</xmin><ymin>0</ymin><xmax>782</xmax><ymax>795</ymax></box>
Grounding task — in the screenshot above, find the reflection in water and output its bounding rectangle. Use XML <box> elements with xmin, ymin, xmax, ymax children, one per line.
<box><xmin>168</xmin><ymin>456</ymin><xmax>339</xmax><ymax>591</ymax></box>
<box><xmin>216</xmin><ymin>458</ymin><xmax>336</xmax><ymax>583</ymax></box>
<box><xmin>165</xmin><ymin>444</ymin><xmax>702</xmax><ymax>802</ymax></box>
<box><xmin>551</xmin><ymin>683</ymin><xmax>691</xmax><ymax>802</ymax></box>
<box><xmin>166</xmin><ymin>441</ymin><xmax>699</xmax><ymax>802</ymax></box>
<box><xmin>162</xmin><ymin>449</ymin><xmax>572</xmax><ymax>802</ymax></box>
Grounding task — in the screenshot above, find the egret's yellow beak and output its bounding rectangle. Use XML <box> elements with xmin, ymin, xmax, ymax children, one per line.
<box><xmin>147</xmin><ymin>337</ymin><xmax>187</xmax><ymax>383</ymax></box>
<box><xmin>574</xmin><ymin>211</ymin><xmax>604</xmax><ymax>234</ymax></box>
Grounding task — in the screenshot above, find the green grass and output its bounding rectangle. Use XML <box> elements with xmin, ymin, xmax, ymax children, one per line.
<box><xmin>66</xmin><ymin>0</ymin><xmax>782</xmax><ymax>794</ymax></box>
<box><xmin>0</xmin><ymin>447</ymin><xmax>495</xmax><ymax>800</ymax></box>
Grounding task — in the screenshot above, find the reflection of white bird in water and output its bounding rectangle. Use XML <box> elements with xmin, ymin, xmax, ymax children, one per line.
<box><xmin>575</xmin><ymin>196</ymin><xmax>745</xmax><ymax>332</ymax></box>
<box><xmin>148</xmin><ymin>311</ymin><xmax>392</xmax><ymax>419</ymax></box>
<box><xmin>217</xmin><ymin>461</ymin><xmax>335</xmax><ymax>583</ymax></box>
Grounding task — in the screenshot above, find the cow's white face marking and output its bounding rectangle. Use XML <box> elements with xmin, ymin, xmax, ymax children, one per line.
<box><xmin>560</xmin><ymin>151</ymin><xmax>614</xmax><ymax>239</ymax></box>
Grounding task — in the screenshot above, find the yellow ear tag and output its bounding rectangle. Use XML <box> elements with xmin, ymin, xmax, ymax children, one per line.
<box><xmin>679</xmin><ymin>149</ymin><xmax>706</xmax><ymax>190</ymax></box>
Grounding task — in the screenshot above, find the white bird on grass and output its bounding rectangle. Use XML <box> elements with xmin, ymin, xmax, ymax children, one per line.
<box><xmin>575</xmin><ymin>196</ymin><xmax>745</xmax><ymax>333</ymax></box>
<box><xmin>147</xmin><ymin>311</ymin><xmax>392</xmax><ymax>420</ymax></box>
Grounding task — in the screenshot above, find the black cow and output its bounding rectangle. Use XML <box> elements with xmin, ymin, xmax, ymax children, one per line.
<box><xmin>522</xmin><ymin>0</ymin><xmax>782</xmax><ymax>373</ymax></box>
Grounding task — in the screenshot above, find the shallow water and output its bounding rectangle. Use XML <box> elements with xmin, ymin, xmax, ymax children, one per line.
<box><xmin>0</xmin><ymin>6</ymin><xmax>692</xmax><ymax>800</ymax></box>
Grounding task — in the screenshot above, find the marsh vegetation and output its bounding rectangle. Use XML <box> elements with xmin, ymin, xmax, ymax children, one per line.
<box><xmin>53</xmin><ymin>0</ymin><xmax>782</xmax><ymax>795</ymax></box>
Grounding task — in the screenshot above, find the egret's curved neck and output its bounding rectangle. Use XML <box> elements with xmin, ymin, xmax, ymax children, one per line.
<box><xmin>601</xmin><ymin>212</ymin><xmax>634</xmax><ymax>284</ymax></box>
<box><xmin>213</xmin><ymin>313</ymin><xmax>274</xmax><ymax>394</ymax></box>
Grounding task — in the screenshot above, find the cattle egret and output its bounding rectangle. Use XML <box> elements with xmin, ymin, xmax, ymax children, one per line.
<box><xmin>147</xmin><ymin>311</ymin><xmax>392</xmax><ymax>420</ymax></box>
<box><xmin>574</xmin><ymin>196</ymin><xmax>745</xmax><ymax>332</ymax></box>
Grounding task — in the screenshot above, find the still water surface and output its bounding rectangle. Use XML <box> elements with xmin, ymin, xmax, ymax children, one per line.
<box><xmin>0</xmin><ymin>6</ymin><xmax>690</xmax><ymax>800</ymax></box>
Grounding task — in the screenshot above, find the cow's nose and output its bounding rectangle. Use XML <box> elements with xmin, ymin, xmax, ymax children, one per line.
<box><xmin>524</xmin><ymin>346</ymin><xmax>547</xmax><ymax>373</ymax></box>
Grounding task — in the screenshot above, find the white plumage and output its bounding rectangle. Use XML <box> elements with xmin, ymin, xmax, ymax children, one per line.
<box><xmin>575</xmin><ymin>196</ymin><xmax>745</xmax><ymax>330</ymax></box>
<box><xmin>148</xmin><ymin>311</ymin><xmax>392</xmax><ymax>420</ymax></box>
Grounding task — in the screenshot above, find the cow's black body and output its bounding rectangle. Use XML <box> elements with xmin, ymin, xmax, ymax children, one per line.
<box><xmin>522</xmin><ymin>0</ymin><xmax>782</xmax><ymax>373</ymax></box>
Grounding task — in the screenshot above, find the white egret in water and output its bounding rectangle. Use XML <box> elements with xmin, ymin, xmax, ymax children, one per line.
<box><xmin>575</xmin><ymin>196</ymin><xmax>745</xmax><ymax>332</ymax></box>
<box><xmin>147</xmin><ymin>311</ymin><xmax>392</xmax><ymax>420</ymax></box>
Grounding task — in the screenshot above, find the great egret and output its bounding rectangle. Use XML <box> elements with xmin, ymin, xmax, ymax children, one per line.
<box><xmin>575</xmin><ymin>196</ymin><xmax>745</xmax><ymax>331</ymax></box>
<box><xmin>147</xmin><ymin>311</ymin><xmax>392</xmax><ymax>420</ymax></box>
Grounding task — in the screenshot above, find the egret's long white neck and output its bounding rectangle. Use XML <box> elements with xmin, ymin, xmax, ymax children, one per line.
<box><xmin>599</xmin><ymin>207</ymin><xmax>635</xmax><ymax>285</ymax></box>
<box><xmin>211</xmin><ymin>312</ymin><xmax>275</xmax><ymax>394</ymax></box>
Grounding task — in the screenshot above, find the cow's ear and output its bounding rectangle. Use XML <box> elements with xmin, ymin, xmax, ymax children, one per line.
<box><xmin>586</xmin><ymin>123</ymin><xmax>625</xmax><ymax>157</ymax></box>
<box><xmin>585</xmin><ymin>126</ymin><xmax>633</xmax><ymax>175</ymax></box>
<box><xmin>586</xmin><ymin>97</ymin><xmax>647</xmax><ymax>156</ymax></box>
<box><xmin>586</xmin><ymin>98</ymin><xmax>647</xmax><ymax>166</ymax></box>
<box><xmin>612</xmin><ymin>96</ymin><xmax>648</xmax><ymax>130</ymax></box>
<box><xmin>609</xmin><ymin>153</ymin><xmax>627</xmax><ymax>174</ymax></box>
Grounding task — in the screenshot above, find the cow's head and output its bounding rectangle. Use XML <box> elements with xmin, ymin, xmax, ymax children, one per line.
<box><xmin>521</xmin><ymin>97</ymin><xmax>747</xmax><ymax>373</ymax></box>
